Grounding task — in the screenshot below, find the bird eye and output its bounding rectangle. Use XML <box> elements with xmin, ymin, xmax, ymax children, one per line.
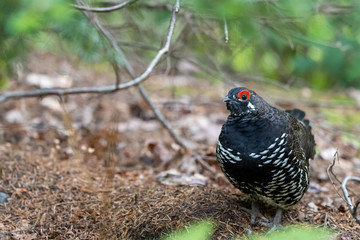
<box><xmin>237</xmin><ymin>90</ymin><xmax>251</xmax><ymax>101</ymax></box>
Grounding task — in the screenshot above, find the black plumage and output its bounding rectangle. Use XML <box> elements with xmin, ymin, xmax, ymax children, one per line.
<box><xmin>216</xmin><ymin>87</ymin><xmax>315</xmax><ymax>226</ymax></box>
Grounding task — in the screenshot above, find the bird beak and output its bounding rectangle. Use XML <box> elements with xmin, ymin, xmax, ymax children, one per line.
<box><xmin>223</xmin><ymin>95</ymin><xmax>231</xmax><ymax>102</ymax></box>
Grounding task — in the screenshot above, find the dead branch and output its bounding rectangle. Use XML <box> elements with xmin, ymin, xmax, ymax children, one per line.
<box><xmin>77</xmin><ymin>0</ymin><xmax>135</xmax><ymax>77</ymax></box>
<box><xmin>0</xmin><ymin>0</ymin><xmax>188</xmax><ymax>151</ymax></box>
<box><xmin>341</xmin><ymin>176</ymin><xmax>360</xmax><ymax>224</ymax></box>
<box><xmin>0</xmin><ymin>0</ymin><xmax>178</xmax><ymax>102</ymax></box>
<box><xmin>327</xmin><ymin>150</ymin><xmax>360</xmax><ymax>224</ymax></box>
<box><xmin>76</xmin><ymin>0</ymin><xmax>187</xmax><ymax>149</ymax></box>
<box><xmin>137</xmin><ymin>85</ymin><xmax>188</xmax><ymax>149</ymax></box>
<box><xmin>327</xmin><ymin>150</ymin><xmax>345</xmax><ymax>201</ymax></box>
<box><xmin>72</xmin><ymin>0</ymin><xmax>137</xmax><ymax>12</ymax></box>
<box><xmin>194</xmin><ymin>154</ymin><xmax>217</xmax><ymax>175</ymax></box>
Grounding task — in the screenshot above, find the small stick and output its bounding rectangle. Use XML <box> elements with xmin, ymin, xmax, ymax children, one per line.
<box><xmin>341</xmin><ymin>176</ymin><xmax>360</xmax><ymax>224</ymax></box>
<box><xmin>0</xmin><ymin>0</ymin><xmax>179</xmax><ymax>103</ymax></box>
<box><xmin>327</xmin><ymin>150</ymin><xmax>360</xmax><ymax>224</ymax></box>
<box><xmin>327</xmin><ymin>150</ymin><xmax>345</xmax><ymax>202</ymax></box>
<box><xmin>194</xmin><ymin>154</ymin><xmax>217</xmax><ymax>175</ymax></box>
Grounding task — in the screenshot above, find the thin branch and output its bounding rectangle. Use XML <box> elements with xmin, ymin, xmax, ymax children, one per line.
<box><xmin>327</xmin><ymin>150</ymin><xmax>345</xmax><ymax>201</ymax></box>
<box><xmin>0</xmin><ymin>0</ymin><xmax>179</xmax><ymax>103</ymax></box>
<box><xmin>341</xmin><ymin>176</ymin><xmax>360</xmax><ymax>224</ymax></box>
<box><xmin>78</xmin><ymin>0</ymin><xmax>187</xmax><ymax>149</ymax></box>
<box><xmin>327</xmin><ymin>151</ymin><xmax>360</xmax><ymax>225</ymax></box>
<box><xmin>72</xmin><ymin>0</ymin><xmax>137</xmax><ymax>12</ymax></box>
<box><xmin>80</xmin><ymin>0</ymin><xmax>186</xmax><ymax>149</ymax></box>
<box><xmin>137</xmin><ymin>84</ymin><xmax>188</xmax><ymax>149</ymax></box>
<box><xmin>0</xmin><ymin>0</ymin><xmax>187</xmax><ymax>152</ymax></box>
<box><xmin>194</xmin><ymin>154</ymin><xmax>217</xmax><ymax>175</ymax></box>
<box><xmin>111</xmin><ymin>61</ymin><xmax>121</xmax><ymax>88</ymax></box>
<box><xmin>77</xmin><ymin>0</ymin><xmax>135</xmax><ymax>77</ymax></box>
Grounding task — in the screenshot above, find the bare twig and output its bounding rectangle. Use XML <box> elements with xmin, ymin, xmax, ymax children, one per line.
<box><xmin>137</xmin><ymin>84</ymin><xmax>188</xmax><ymax>149</ymax></box>
<box><xmin>327</xmin><ymin>151</ymin><xmax>360</xmax><ymax>224</ymax></box>
<box><xmin>0</xmin><ymin>0</ymin><xmax>187</xmax><ymax>151</ymax></box>
<box><xmin>111</xmin><ymin>61</ymin><xmax>121</xmax><ymax>88</ymax></box>
<box><xmin>327</xmin><ymin>150</ymin><xmax>345</xmax><ymax>201</ymax></box>
<box><xmin>0</xmin><ymin>210</ymin><xmax>41</xmax><ymax>237</ymax></box>
<box><xmin>72</xmin><ymin>0</ymin><xmax>137</xmax><ymax>12</ymax></box>
<box><xmin>0</xmin><ymin>0</ymin><xmax>178</xmax><ymax>103</ymax></box>
<box><xmin>78</xmin><ymin>0</ymin><xmax>186</xmax><ymax>149</ymax></box>
<box><xmin>77</xmin><ymin>0</ymin><xmax>135</xmax><ymax>77</ymax></box>
<box><xmin>341</xmin><ymin>176</ymin><xmax>360</xmax><ymax>224</ymax></box>
<box><xmin>194</xmin><ymin>154</ymin><xmax>217</xmax><ymax>175</ymax></box>
<box><xmin>80</xmin><ymin>0</ymin><xmax>187</xmax><ymax>149</ymax></box>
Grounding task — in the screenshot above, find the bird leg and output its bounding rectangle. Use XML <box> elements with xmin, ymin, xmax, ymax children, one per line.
<box><xmin>272</xmin><ymin>208</ymin><xmax>283</xmax><ymax>226</ymax></box>
<box><xmin>239</xmin><ymin>203</ymin><xmax>283</xmax><ymax>227</ymax></box>
<box><xmin>238</xmin><ymin>201</ymin><xmax>270</xmax><ymax>225</ymax></box>
<box><xmin>258</xmin><ymin>208</ymin><xmax>283</xmax><ymax>228</ymax></box>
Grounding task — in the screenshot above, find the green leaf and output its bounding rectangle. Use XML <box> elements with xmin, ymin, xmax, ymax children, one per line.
<box><xmin>244</xmin><ymin>225</ymin><xmax>333</xmax><ymax>240</ymax></box>
<box><xmin>7</xmin><ymin>10</ymin><xmax>42</xmax><ymax>34</ymax></box>
<box><xmin>162</xmin><ymin>220</ymin><xmax>214</xmax><ymax>240</ymax></box>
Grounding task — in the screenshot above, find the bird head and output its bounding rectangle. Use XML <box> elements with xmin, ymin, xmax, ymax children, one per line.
<box><xmin>223</xmin><ymin>87</ymin><xmax>267</xmax><ymax>117</ymax></box>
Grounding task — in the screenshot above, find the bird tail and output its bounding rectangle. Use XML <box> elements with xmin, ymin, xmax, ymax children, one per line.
<box><xmin>286</xmin><ymin>108</ymin><xmax>314</xmax><ymax>137</ymax></box>
<box><xmin>287</xmin><ymin>108</ymin><xmax>316</xmax><ymax>159</ymax></box>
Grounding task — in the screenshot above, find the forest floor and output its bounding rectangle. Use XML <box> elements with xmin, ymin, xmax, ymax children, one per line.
<box><xmin>0</xmin><ymin>53</ymin><xmax>360</xmax><ymax>239</ymax></box>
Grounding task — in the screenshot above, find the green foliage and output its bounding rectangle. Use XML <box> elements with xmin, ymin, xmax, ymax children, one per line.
<box><xmin>0</xmin><ymin>0</ymin><xmax>112</xmax><ymax>85</ymax></box>
<box><xmin>0</xmin><ymin>0</ymin><xmax>73</xmax><ymax>83</ymax></box>
<box><xmin>1</xmin><ymin>0</ymin><xmax>360</xmax><ymax>89</ymax></box>
<box><xmin>161</xmin><ymin>221</ymin><xmax>332</xmax><ymax>240</ymax></box>
<box><xmin>162</xmin><ymin>220</ymin><xmax>214</xmax><ymax>240</ymax></box>
<box><xmin>183</xmin><ymin>0</ymin><xmax>360</xmax><ymax>89</ymax></box>
<box><xmin>6</xmin><ymin>0</ymin><xmax>73</xmax><ymax>35</ymax></box>
<box><xmin>243</xmin><ymin>225</ymin><xmax>333</xmax><ymax>240</ymax></box>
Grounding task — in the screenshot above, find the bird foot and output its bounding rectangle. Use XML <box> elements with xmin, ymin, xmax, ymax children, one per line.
<box><xmin>239</xmin><ymin>202</ymin><xmax>283</xmax><ymax>228</ymax></box>
<box><xmin>238</xmin><ymin>202</ymin><xmax>270</xmax><ymax>226</ymax></box>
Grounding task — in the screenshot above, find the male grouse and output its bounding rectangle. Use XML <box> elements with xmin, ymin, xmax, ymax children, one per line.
<box><xmin>216</xmin><ymin>87</ymin><xmax>315</xmax><ymax>226</ymax></box>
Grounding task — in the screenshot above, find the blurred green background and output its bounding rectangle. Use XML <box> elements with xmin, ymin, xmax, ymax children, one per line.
<box><xmin>1</xmin><ymin>0</ymin><xmax>360</xmax><ymax>89</ymax></box>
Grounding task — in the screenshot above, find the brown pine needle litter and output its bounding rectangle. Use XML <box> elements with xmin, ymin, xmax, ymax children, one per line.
<box><xmin>1</xmin><ymin>141</ymin><xmax>359</xmax><ymax>239</ymax></box>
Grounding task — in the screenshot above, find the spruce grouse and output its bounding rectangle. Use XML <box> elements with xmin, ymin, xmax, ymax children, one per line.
<box><xmin>216</xmin><ymin>87</ymin><xmax>315</xmax><ymax>226</ymax></box>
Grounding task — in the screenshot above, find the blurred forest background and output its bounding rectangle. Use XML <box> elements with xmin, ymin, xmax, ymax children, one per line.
<box><xmin>1</xmin><ymin>0</ymin><xmax>360</xmax><ymax>89</ymax></box>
